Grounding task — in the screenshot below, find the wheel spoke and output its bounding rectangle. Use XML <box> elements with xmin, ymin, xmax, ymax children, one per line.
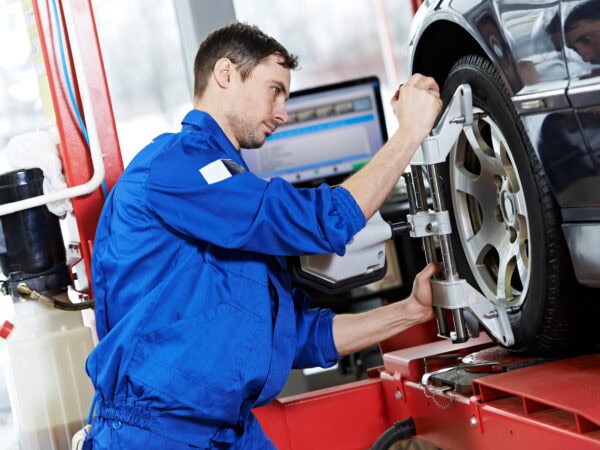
<box><xmin>515</xmin><ymin>214</ymin><xmax>530</xmax><ymax>285</ymax></box>
<box><xmin>463</xmin><ymin>227</ymin><xmax>489</xmax><ymax>261</ymax></box>
<box><xmin>474</xmin><ymin>215</ymin><xmax>506</xmax><ymax>255</ymax></box>
<box><xmin>516</xmin><ymin>248</ymin><xmax>529</xmax><ymax>289</ymax></box>
<box><xmin>452</xmin><ymin>171</ymin><xmax>497</xmax><ymax>218</ymax></box>
<box><xmin>513</xmin><ymin>192</ymin><xmax>529</xmax><ymax>224</ymax></box>
<box><xmin>495</xmin><ymin>233</ymin><xmax>519</xmax><ymax>301</ymax></box>
<box><xmin>463</xmin><ymin>122</ymin><xmax>505</xmax><ymax>178</ymax></box>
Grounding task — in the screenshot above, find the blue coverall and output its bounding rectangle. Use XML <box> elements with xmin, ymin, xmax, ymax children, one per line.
<box><xmin>85</xmin><ymin>110</ymin><xmax>366</xmax><ymax>448</ymax></box>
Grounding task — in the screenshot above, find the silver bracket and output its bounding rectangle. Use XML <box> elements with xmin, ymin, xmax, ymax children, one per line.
<box><xmin>431</xmin><ymin>279</ymin><xmax>515</xmax><ymax>347</ymax></box>
<box><xmin>421</xmin><ymin>366</ymin><xmax>456</xmax><ymax>392</ymax></box>
<box><xmin>411</xmin><ymin>84</ymin><xmax>473</xmax><ymax>166</ymax></box>
<box><xmin>407</xmin><ymin>210</ymin><xmax>452</xmax><ymax>238</ymax></box>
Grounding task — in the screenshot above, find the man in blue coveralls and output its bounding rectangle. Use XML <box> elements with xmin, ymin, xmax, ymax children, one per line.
<box><xmin>85</xmin><ymin>22</ymin><xmax>443</xmax><ymax>449</ymax></box>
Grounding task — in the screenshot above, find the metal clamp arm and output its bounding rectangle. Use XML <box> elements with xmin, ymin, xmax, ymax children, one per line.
<box><xmin>431</xmin><ymin>279</ymin><xmax>515</xmax><ymax>346</ymax></box>
<box><xmin>411</xmin><ymin>84</ymin><xmax>473</xmax><ymax>166</ymax></box>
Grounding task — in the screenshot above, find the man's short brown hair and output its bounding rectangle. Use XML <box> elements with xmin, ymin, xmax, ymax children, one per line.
<box><xmin>193</xmin><ymin>22</ymin><xmax>299</xmax><ymax>99</ymax></box>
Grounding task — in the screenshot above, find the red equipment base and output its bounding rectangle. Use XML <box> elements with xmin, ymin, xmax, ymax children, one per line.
<box><xmin>255</xmin><ymin>331</ymin><xmax>600</xmax><ymax>449</ymax></box>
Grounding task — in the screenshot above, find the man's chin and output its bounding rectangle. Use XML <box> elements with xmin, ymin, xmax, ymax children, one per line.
<box><xmin>240</xmin><ymin>139</ymin><xmax>266</xmax><ymax>150</ymax></box>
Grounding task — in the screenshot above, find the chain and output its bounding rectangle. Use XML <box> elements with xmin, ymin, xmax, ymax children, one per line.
<box><xmin>421</xmin><ymin>379</ymin><xmax>456</xmax><ymax>410</ymax></box>
<box><xmin>420</xmin><ymin>356</ymin><xmax>462</xmax><ymax>410</ymax></box>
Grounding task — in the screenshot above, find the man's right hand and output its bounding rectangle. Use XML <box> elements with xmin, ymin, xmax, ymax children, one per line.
<box><xmin>391</xmin><ymin>73</ymin><xmax>443</xmax><ymax>148</ymax></box>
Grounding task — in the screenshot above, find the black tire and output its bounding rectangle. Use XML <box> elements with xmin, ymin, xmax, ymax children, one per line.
<box><xmin>438</xmin><ymin>55</ymin><xmax>578</xmax><ymax>355</ymax></box>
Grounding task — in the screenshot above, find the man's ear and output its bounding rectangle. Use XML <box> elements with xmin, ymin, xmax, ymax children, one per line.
<box><xmin>214</xmin><ymin>58</ymin><xmax>232</xmax><ymax>88</ymax></box>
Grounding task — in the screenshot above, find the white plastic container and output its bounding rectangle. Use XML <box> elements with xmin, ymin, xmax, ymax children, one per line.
<box><xmin>1</xmin><ymin>300</ymin><xmax>94</xmax><ymax>450</ymax></box>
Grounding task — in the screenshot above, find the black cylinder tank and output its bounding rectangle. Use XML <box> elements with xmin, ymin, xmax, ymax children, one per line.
<box><xmin>0</xmin><ymin>168</ymin><xmax>67</xmax><ymax>276</ymax></box>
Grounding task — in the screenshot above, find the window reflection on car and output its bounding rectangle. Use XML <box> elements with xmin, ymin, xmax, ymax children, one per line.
<box><xmin>564</xmin><ymin>0</ymin><xmax>600</xmax><ymax>77</ymax></box>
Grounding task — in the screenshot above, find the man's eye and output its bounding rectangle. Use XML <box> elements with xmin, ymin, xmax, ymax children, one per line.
<box><xmin>272</xmin><ymin>87</ymin><xmax>280</xmax><ymax>95</ymax></box>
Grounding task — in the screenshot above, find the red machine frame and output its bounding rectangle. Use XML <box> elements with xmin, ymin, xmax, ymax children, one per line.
<box><xmin>30</xmin><ymin>1</ymin><xmax>599</xmax><ymax>448</ymax></box>
<box><xmin>255</xmin><ymin>329</ymin><xmax>600</xmax><ymax>449</ymax></box>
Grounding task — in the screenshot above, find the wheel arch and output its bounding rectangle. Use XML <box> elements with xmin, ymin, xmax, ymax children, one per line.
<box><xmin>411</xmin><ymin>21</ymin><xmax>484</xmax><ymax>87</ymax></box>
<box><xmin>411</xmin><ymin>20</ymin><xmax>519</xmax><ymax>97</ymax></box>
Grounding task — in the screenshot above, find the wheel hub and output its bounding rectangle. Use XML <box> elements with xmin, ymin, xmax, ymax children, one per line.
<box><xmin>500</xmin><ymin>190</ymin><xmax>516</xmax><ymax>226</ymax></box>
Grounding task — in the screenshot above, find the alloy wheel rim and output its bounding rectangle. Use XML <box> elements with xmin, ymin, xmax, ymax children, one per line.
<box><xmin>449</xmin><ymin>107</ymin><xmax>531</xmax><ymax>309</ymax></box>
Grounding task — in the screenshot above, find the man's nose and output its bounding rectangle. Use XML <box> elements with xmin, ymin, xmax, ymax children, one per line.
<box><xmin>274</xmin><ymin>101</ymin><xmax>288</xmax><ymax>124</ymax></box>
<box><xmin>575</xmin><ymin>43</ymin><xmax>594</xmax><ymax>61</ymax></box>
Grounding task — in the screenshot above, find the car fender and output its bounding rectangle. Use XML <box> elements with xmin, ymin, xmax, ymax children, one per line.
<box><xmin>409</xmin><ymin>0</ymin><xmax>523</xmax><ymax>95</ymax></box>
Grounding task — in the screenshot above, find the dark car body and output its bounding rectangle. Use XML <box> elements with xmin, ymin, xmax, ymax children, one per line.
<box><xmin>408</xmin><ymin>0</ymin><xmax>600</xmax><ymax>289</ymax></box>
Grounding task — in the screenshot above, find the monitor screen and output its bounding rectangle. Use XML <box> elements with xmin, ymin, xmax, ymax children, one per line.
<box><xmin>241</xmin><ymin>76</ymin><xmax>388</xmax><ymax>187</ymax></box>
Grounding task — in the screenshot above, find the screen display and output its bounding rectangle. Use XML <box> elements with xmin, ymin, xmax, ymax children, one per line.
<box><xmin>241</xmin><ymin>76</ymin><xmax>388</xmax><ymax>187</ymax></box>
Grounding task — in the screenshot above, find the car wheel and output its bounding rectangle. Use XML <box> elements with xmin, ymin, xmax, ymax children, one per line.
<box><xmin>437</xmin><ymin>54</ymin><xmax>579</xmax><ymax>355</ymax></box>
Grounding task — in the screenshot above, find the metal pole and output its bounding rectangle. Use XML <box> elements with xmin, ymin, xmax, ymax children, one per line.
<box><xmin>427</xmin><ymin>164</ymin><xmax>468</xmax><ymax>342</ymax></box>
<box><xmin>408</xmin><ymin>167</ymin><xmax>450</xmax><ymax>338</ymax></box>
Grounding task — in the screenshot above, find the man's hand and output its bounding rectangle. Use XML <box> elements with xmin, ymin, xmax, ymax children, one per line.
<box><xmin>404</xmin><ymin>262</ymin><xmax>440</xmax><ymax>325</ymax></box>
<box><xmin>391</xmin><ymin>74</ymin><xmax>443</xmax><ymax>148</ymax></box>
<box><xmin>332</xmin><ymin>263</ymin><xmax>440</xmax><ymax>356</ymax></box>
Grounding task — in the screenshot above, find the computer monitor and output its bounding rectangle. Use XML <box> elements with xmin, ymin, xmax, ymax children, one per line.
<box><xmin>241</xmin><ymin>76</ymin><xmax>388</xmax><ymax>187</ymax></box>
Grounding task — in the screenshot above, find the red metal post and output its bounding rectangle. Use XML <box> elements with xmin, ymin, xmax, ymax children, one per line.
<box><xmin>30</xmin><ymin>0</ymin><xmax>123</xmax><ymax>293</ymax></box>
<box><xmin>411</xmin><ymin>0</ymin><xmax>424</xmax><ymax>15</ymax></box>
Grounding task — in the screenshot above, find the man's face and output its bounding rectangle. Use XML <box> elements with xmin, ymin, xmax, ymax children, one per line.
<box><xmin>566</xmin><ymin>19</ymin><xmax>600</xmax><ymax>64</ymax></box>
<box><xmin>226</xmin><ymin>54</ymin><xmax>291</xmax><ymax>149</ymax></box>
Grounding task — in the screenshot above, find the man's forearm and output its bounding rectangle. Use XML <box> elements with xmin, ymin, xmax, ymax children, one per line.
<box><xmin>331</xmin><ymin>263</ymin><xmax>438</xmax><ymax>356</ymax></box>
<box><xmin>340</xmin><ymin>75</ymin><xmax>442</xmax><ymax>221</ymax></box>
<box><xmin>331</xmin><ymin>296</ymin><xmax>431</xmax><ymax>356</ymax></box>
<box><xmin>341</xmin><ymin>131</ymin><xmax>420</xmax><ymax>220</ymax></box>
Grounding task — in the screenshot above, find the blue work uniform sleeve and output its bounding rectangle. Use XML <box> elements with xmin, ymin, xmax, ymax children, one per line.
<box><xmin>291</xmin><ymin>287</ymin><xmax>340</xmax><ymax>369</ymax></box>
<box><xmin>145</xmin><ymin>136</ymin><xmax>366</xmax><ymax>256</ymax></box>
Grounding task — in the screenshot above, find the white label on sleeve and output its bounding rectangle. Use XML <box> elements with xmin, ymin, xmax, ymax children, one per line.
<box><xmin>199</xmin><ymin>160</ymin><xmax>232</xmax><ymax>184</ymax></box>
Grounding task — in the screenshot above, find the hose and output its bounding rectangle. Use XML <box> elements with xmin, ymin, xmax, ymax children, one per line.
<box><xmin>371</xmin><ymin>417</ymin><xmax>417</xmax><ymax>450</ymax></box>
<box><xmin>17</xmin><ymin>283</ymin><xmax>95</xmax><ymax>311</ymax></box>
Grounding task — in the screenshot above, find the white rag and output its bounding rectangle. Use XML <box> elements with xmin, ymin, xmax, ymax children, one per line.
<box><xmin>3</xmin><ymin>129</ymin><xmax>73</xmax><ymax>217</ymax></box>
